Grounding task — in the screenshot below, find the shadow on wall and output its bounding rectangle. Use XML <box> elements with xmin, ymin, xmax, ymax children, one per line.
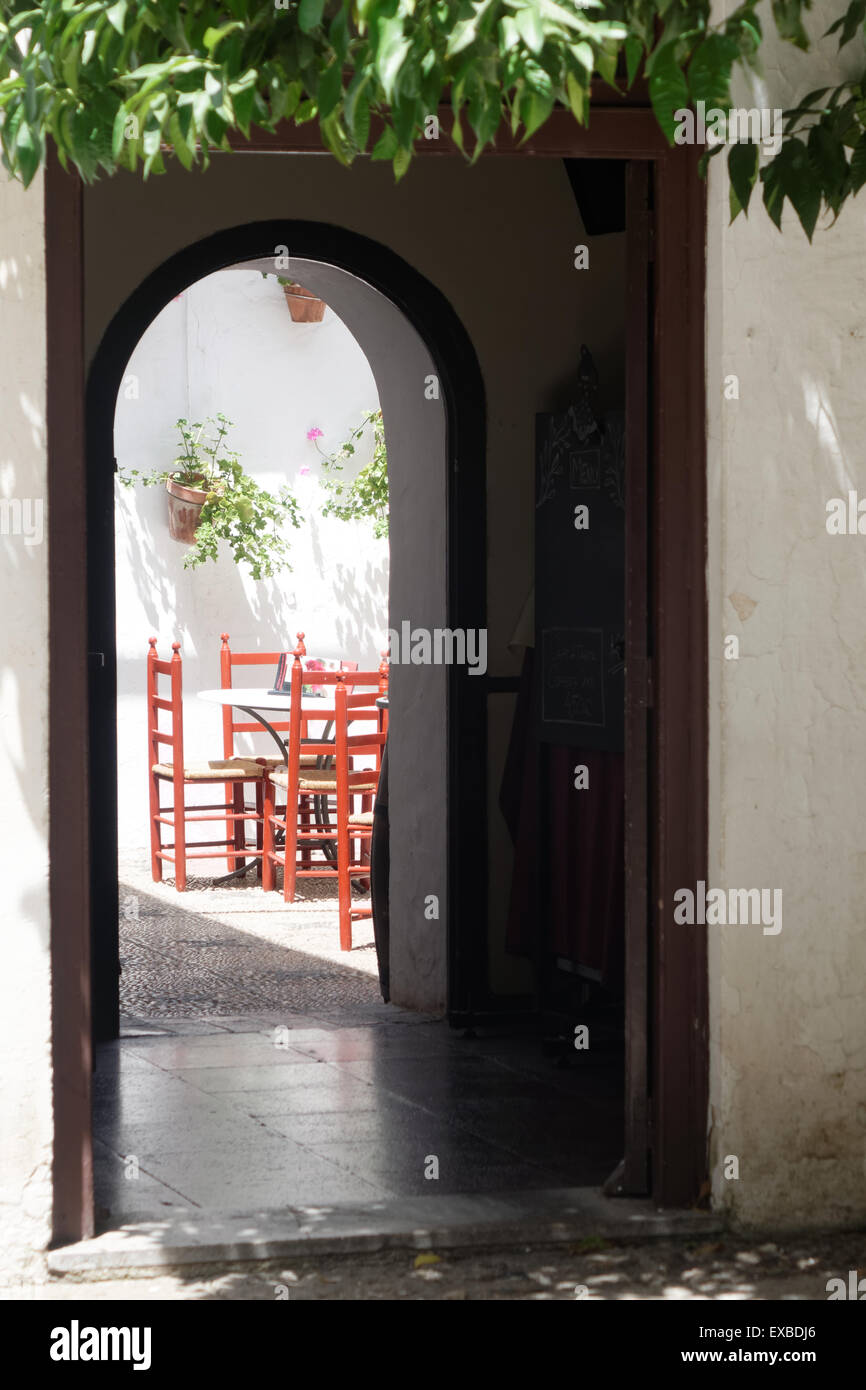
<box><xmin>303</xmin><ymin>508</ymin><xmax>389</xmax><ymax>660</ymax></box>
<box><xmin>115</xmin><ymin>487</ymin><xmax>390</xmax><ymax>677</ymax></box>
<box><xmin>332</xmin><ymin>558</ymin><xmax>390</xmax><ymax>661</ymax></box>
<box><xmin>115</xmin><ymin>485</ymin><xmax>303</xmax><ymax>665</ymax></box>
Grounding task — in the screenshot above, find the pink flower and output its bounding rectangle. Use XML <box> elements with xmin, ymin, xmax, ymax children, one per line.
<box><xmin>299</xmin><ymin>466</ymin><xmax>311</xmax><ymax>476</ymax></box>
<box><xmin>306</xmin><ymin>427</ymin><xmax>323</xmax><ymax>441</ymax></box>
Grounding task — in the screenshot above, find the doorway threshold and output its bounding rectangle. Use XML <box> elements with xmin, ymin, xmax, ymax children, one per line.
<box><xmin>48</xmin><ymin>1188</ymin><xmax>723</xmax><ymax>1277</ymax></box>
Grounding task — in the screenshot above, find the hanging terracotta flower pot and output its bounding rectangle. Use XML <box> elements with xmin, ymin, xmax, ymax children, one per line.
<box><xmin>165</xmin><ymin>474</ymin><xmax>208</xmax><ymax>543</ymax></box>
<box><xmin>283</xmin><ymin>282</ymin><xmax>326</xmax><ymax>322</ymax></box>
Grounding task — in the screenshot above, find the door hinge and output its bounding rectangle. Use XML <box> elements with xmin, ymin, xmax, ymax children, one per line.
<box><xmin>89</xmin><ymin>651</ymin><xmax>105</xmax><ymax>668</ymax></box>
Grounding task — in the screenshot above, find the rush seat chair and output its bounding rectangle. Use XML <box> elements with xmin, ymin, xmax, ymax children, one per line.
<box><xmin>219</xmin><ymin>631</ymin><xmax>359</xmax><ymax>858</ymax></box>
<box><xmin>261</xmin><ymin>646</ymin><xmax>388</xmax><ymax>950</ymax></box>
<box><xmin>147</xmin><ymin>637</ymin><xmax>265</xmax><ymax>890</ymax></box>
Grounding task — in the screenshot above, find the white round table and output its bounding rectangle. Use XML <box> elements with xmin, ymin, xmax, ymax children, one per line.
<box><xmin>197</xmin><ymin>687</ymin><xmax>337</xmax><ymax>764</ymax></box>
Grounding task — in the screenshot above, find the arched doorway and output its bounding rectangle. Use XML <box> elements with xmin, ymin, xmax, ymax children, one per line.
<box><xmin>85</xmin><ymin>221</ymin><xmax>487</xmax><ymax>1044</ymax></box>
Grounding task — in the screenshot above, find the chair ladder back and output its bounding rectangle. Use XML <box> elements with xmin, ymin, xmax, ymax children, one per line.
<box><xmin>220</xmin><ymin>632</ymin><xmax>292</xmax><ymax>752</ymax></box>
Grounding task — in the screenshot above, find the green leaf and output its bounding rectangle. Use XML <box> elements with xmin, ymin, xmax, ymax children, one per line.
<box><xmin>728</xmin><ymin>139</ymin><xmax>758</xmax><ymax>220</ymax></box>
<box><xmin>62</xmin><ymin>41</ymin><xmax>80</xmax><ymax>96</ymax></box>
<box><xmin>447</xmin><ymin>17</ymin><xmax>481</xmax><ymax>59</ymax></box>
<box><xmin>203</xmin><ymin>22</ymin><xmax>243</xmax><ymax>54</ymax></box>
<box><xmin>565</xmin><ymin>71</ymin><xmax>587</xmax><ymax>125</ymax></box>
<box><xmin>763</xmin><ymin>138</ymin><xmax>821</xmax><ymax>238</ymax></box>
<box><xmin>624</xmin><ymin>34</ymin><xmax>643</xmax><ymax>90</ymax></box>
<box><xmin>371</xmin><ymin>124</ymin><xmax>399</xmax><ymax>161</ymax></box>
<box><xmin>849</xmin><ymin>131</ymin><xmax>866</xmax><ymax>192</ymax></box>
<box><xmin>594</xmin><ymin>39</ymin><xmax>619</xmax><ymax>88</ymax></box>
<box><xmin>521</xmin><ymin>90</ymin><xmax>554</xmax><ymax>141</ymax></box>
<box><xmin>648</xmin><ymin>44</ymin><xmax>690</xmax><ymax>145</ymax></box>
<box><xmin>317</xmin><ymin>61</ymin><xmax>343</xmax><ymax>120</ymax></box>
<box><xmin>344</xmin><ymin>74</ymin><xmax>371</xmax><ymax>147</ymax></box>
<box><xmin>376</xmin><ymin>18</ymin><xmax>410</xmax><ymax>103</ymax></box>
<box><xmin>111</xmin><ymin>103</ymin><xmax>130</xmax><ymax>160</ymax></box>
<box><xmin>808</xmin><ymin>122</ymin><xmax>848</xmax><ymax>210</ymax></box>
<box><xmin>230</xmin><ymin>78</ymin><xmax>257</xmax><ymax>136</ymax></box>
<box><xmin>15</xmin><ymin>121</ymin><xmax>41</xmax><ymax>187</ymax></box>
<box><xmin>514</xmin><ymin>6</ymin><xmax>545</xmax><ymax>55</ymax></box>
<box><xmin>688</xmin><ymin>35</ymin><xmax>739</xmax><ymax>111</ymax></box>
<box><xmin>105</xmin><ymin>1</ymin><xmax>128</xmax><ymax>36</ymax></box>
<box><xmin>298</xmin><ymin>0</ymin><xmax>326</xmax><ymax>35</ymax></box>
<box><xmin>824</xmin><ymin>0</ymin><xmax>866</xmax><ymax>47</ymax></box>
<box><xmin>771</xmin><ymin>0</ymin><xmax>810</xmax><ymax>51</ymax></box>
<box><xmin>697</xmin><ymin>141</ymin><xmax>724</xmax><ymax>178</ymax></box>
<box><xmin>168</xmin><ymin>110</ymin><xmax>194</xmax><ymax>169</ymax></box>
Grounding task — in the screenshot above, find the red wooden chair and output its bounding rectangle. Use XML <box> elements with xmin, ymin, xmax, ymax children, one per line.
<box><xmin>262</xmin><ymin>643</ymin><xmax>389</xmax><ymax>950</ymax></box>
<box><xmin>147</xmin><ymin>638</ymin><xmax>266</xmax><ymax>890</ymax></box>
<box><xmin>220</xmin><ymin>631</ymin><xmax>359</xmax><ymax>767</ymax></box>
<box><xmin>219</xmin><ymin>632</ymin><xmax>359</xmax><ymax>860</ymax></box>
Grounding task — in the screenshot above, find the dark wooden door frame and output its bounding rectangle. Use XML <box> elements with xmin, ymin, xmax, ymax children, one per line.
<box><xmin>47</xmin><ymin>105</ymin><xmax>707</xmax><ymax>1244</ymax></box>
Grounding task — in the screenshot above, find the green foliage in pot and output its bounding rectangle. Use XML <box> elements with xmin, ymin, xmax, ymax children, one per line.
<box><xmin>260</xmin><ymin>272</ymin><xmax>298</xmax><ymax>288</ymax></box>
<box><xmin>119</xmin><ymin>414</ymin><xmax>302</xmax><ymax>579</ymax></box>
<box><xmin>314</xmin><ymin>409</ymin><xmax>389</xmax><ymax>539</ymax></box>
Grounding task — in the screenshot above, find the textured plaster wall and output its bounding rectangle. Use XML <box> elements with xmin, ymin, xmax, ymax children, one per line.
<box><xmin>286</xmin><ymin>260</ymin><xmax>447</xmax><ymax>1012</ymax></box>
<box><xmin>707</xmin><ymin>5</ymin><xmax>866</xmax><ymax>1228</ymax></box>
<box><xmin>0</xmin><ymin>174</ymin><xmax>52</xmax><ymax>1271</ymax></box>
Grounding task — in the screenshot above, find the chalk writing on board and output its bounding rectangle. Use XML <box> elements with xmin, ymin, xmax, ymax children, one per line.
<box><xmin>542</xmin><ymin>627</ymin><xmax>606</xmax><ymax>728</ymax></box>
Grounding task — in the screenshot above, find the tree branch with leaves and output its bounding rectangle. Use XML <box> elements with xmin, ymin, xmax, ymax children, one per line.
<box><xmin>0</xmin><ymin>1</ymin><xmax>863</xmax><ymax>236</ymax></box>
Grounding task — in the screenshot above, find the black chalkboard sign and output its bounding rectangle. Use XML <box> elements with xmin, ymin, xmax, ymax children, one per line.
<box><xmin>535</xmin><ymin>398</ymin><xmax>625</xmax><ymax>751</ymax></box>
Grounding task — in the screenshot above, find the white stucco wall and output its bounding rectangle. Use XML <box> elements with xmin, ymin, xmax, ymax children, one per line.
<box><xmin>114</xmin><ymin>268</ymin><xmax>385</xmax><ymax>852</ymax></box>
<box><xmin>0</xmin><ymin>173</ymin><xmax>53</xmax><ymax>1272</ymax></box>
<box><xmin>707</xmin><ymin>5</ymin><xmax>866</xmax><ymax>1229</ymax></box>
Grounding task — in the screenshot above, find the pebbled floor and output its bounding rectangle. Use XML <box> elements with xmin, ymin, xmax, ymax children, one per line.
<box><xmin>118</xmin><ymin>853</ymin><xmax>380</xmax><ymax>1017</ymax></box>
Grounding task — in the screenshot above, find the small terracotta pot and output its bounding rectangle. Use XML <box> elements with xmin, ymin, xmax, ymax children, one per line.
<box><xmin>283</xmin><ymin>283</ymin><xmax>326</xmax><ymax>322</ymax></box>
<box><xmin>166</xmin><ymin>475</ymin><xmax>208</xmax><ymax>543</ymax></box>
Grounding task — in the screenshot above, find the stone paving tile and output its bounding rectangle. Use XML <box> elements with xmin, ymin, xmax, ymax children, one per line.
<box><xmin>298</xmin><ymin>1133</ymin><xmax>518</xmax><ymax>1174</ymax></box>
<box><xmin>362</xmin><ymin>1163</ymin><xmax>576</xmax><ymax>1198</ymax></box>
<box><xmin>234</xmin><ymin>1083</ymin><xmax>383</xmax><ymax>1118</ymax></box>
<box><xmin>284</xmin><ymin>1029</ymin><xmax>460</xmax><ymax>1064</ymax></box>
<box><xmin>93</xmin><ymin>1084</ymin><xmax>231</xmax><ymax>1132</ymax></box>
<box><xmin>93</xmin><ymin>1153</ymin><xmax>198</xmax><ymax>1218</ymax></box>
<box><xmin>176</xmin><ymin>1061</ymin><xmax>351</xmax><ymax>1094</ymax></box>
<box><xmin>259</xmin><ymin>1103</ymin><xmax>423</xmax><ymax>1146</ymax></box>
<box><xmin>96</xmin><ymin>1112</ymin><xmax>283</xmax><ymax>1161</ymax></box>
<box><xmin>144</xmin><ymin>1141</ymin><xmax>390</xmax><ymax>1210</ymax></box>
<box><xmin>205</xmin><ymin>1013</ymin><xmax>343</xmax><ymax>1034</ymax></box>
<box><xmin>121</xmin><ymin>1036</ymin><xmax>316</xmax><ymax>1071</ymax></box>
<box><xmin>120</xmin><ymin>1016</ymin><xmax>233</xmax><ymax>1038</ymax></box>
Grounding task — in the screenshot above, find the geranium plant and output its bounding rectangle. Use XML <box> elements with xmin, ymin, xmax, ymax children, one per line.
<box><xmin>119</xmin><ymin>414</ymin><xmax>302</xmax><ymax>579</ymax></box>
<box><xmin>312</xmin><ymin>409</ymin><xmax>389</xmax><ymax>538</ymax></box>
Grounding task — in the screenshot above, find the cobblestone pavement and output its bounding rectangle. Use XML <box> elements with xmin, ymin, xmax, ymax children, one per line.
<box><xmin>11</xmin><ymin>1231</ymin><xmax>866</xmax><ymax>1300</ymax></box>
<box><xmin>119</xmin><ymin>853</ymin><xmax>381</xmax><ymax>1018</ymax></box>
